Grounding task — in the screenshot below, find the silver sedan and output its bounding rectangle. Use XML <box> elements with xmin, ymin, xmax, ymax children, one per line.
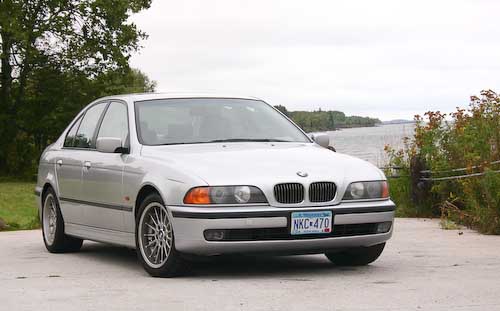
<box><xmin>35</xmin><ymin>93</ymin><xmax>395</xmax><ymax>277</ymax></box>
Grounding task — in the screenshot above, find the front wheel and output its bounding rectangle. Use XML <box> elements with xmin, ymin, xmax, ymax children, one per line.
<box><xmin>136</xmin><ymin>193</ymin><xmax>186</xmax><ymax>277</ymax></box>
<box><xmin>325</xmin><ymin>243</ymin><xmax>386</xmax><ymax>266</ymax></box>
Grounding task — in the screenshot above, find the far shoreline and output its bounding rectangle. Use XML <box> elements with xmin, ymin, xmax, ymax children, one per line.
<box><xmin>311</xmin><ymin>121</ymin><xmax>416</xmax><ymax>133</ymax></box>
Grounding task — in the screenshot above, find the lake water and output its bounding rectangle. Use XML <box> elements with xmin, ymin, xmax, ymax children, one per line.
<box><xmin>325</xmin><ymin>123</ymin><xmax>415</xmax><ymax>166</ymax></box>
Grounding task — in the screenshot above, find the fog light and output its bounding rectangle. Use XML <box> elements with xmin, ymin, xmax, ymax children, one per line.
<box><xmin>376</xmin><ymin>222</ymin><xmax>392</xmax><ymax>233</ymax></box>
<box><xmin>204</xmin><ymin>229</ymin><xmax>225</xmax><ymax>241</ymax></box>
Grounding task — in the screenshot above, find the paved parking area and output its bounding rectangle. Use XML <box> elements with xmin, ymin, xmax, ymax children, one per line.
<box><xmin>1</xmin><ymin>218</ymin><xmax>500</xmax><ymax>311</ymax></box>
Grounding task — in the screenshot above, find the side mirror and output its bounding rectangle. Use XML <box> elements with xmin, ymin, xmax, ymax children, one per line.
<box><xmin>311</xmin><ymin>134</ymin><xmax>330</xmax><ymax>148</ymax></box>
<box><xmin>96</xmin><ymin>137</ymin><xmax>126</xmax><ymax>153</ymax></box>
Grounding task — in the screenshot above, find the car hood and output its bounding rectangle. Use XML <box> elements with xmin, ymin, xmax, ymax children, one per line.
<box><xmin>140</xmin><ymin>143</ymin><xmax>384</xmax><ymax>186</ymax></box>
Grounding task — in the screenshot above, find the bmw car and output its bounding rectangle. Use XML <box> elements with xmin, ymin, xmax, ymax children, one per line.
<box><xmin>35</xmin><ymin>93</ymin><xmax>395</xmax><ymax>277</ymax></box>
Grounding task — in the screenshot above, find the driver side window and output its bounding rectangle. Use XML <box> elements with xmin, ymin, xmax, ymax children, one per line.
<box><xmin>97</xmin><ymin>102</ymin><xmax>129</xmax><ymax>145</ymax></box>
<box><xmin>67</xmin><ymin>102</ymin><xmax>107</xmax><ymax>149</ymax></box>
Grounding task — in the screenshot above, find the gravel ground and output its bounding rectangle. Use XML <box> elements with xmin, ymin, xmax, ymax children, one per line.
<box><xmin>1</xmin><ymin>218</ymin><xmax>500</xmax><ymax>311</ymax></box>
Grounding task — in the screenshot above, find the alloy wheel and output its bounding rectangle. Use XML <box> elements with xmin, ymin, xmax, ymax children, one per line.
<box><xmin>43</xmin><ymin>194</ymin><xmax>58</xmax><ymax>245</ymax></box>
<box><xmin>138</xmin><ymin>202</ymin><xmax>173</xmax><ymax>268</ymax></box>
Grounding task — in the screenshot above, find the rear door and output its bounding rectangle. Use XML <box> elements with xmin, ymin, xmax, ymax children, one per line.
<box><xmin>56</xmin><ymin>115</ymin><xmax>85</xmax><ymax>223</ymax></box>
<box><xmin>56</xmin><ymin>102</ymin><xmax>107</xmax><ymax>225</ymax></box>
<box><xmin>80</xmin><ymin>101</ymin><xmax>129</xmax><ymax>231</ymax></box>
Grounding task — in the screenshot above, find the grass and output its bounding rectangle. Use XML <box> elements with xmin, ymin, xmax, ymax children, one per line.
<box><xmin>439</xmin><ymin>218</ymin><xmax>461</xmax><ymax>230</ymax></box>
<box><xmin>387</xmin><ymin>176</ymin><xmax>415</xmax><ymax>217</ymax></box>
<box><xmin>387</xmin><ymin>173</ymin><xmax>439</xmax><ymax>219</ymax></box>
<box><xmin>0</xmin><ymin>181</ymin><xmax>39</xmax><ymax>231</ymax></box>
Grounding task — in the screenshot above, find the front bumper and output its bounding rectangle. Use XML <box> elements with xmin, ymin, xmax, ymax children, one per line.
<box><xmin>170</xmin><ymin>200</ymin><xmax>395</xmax><ymax>256</ymax></box>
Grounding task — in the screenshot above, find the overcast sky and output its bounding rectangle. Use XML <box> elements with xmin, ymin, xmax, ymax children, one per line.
<box><xmin>130</xmin><ymin>0</ymin><xmax>500</xmax><ymax>120</ymax></box>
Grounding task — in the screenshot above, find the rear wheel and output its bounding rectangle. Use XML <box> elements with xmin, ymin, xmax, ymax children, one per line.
<box><xmin>42</xmin><ymin>187</ymin><xmax>83</xmax><ymax>253</ymax></box>
<box><xmin>136</xmin><ymin>193</ymin><xmax>186</xmax><ymax>277</ymax></box>
<box><xmin>325</xmin><ymin>243</ymin><xmax>385</xmax><ymax>266</ymax></box>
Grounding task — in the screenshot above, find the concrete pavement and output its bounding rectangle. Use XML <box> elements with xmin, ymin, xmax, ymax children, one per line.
<box><xmin>1</xmin><ymin>218</ymin><xmax>500</xmax><ymax>311</ymax></box>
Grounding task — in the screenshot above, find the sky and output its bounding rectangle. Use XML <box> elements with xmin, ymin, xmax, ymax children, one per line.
<box><xmin>130</xmin><ymin>0</ymin><xmax>500</xmax><ymax>121</ymax></box>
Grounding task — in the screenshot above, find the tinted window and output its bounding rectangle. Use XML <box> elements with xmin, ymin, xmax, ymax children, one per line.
<box><xmin>97</xmin><ymin>102</ymin><xmax>129</xmax><ymax>143</ymax></box>
<box><xmin>135</xmin><ymin>98</ymin><xmax>310</xmax><ymax>145</ymax></box>
<box><xmin>74</xmin><ymin>103</ymin><xmax>107</xmax><ymax>148</ymax></box>
<box><xmin>64</xmin><ymin>116</ymin><xmax>83</xmax><ymax>147</ymax></box>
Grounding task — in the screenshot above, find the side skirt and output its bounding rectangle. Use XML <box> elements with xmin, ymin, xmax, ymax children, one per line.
<box><xmin>65</xmin><ymin>223</ymin><xmax>136</xmax><ymax>249</ymax></box>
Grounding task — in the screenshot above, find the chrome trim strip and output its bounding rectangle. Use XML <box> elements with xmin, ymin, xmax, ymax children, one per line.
<box><xmin>334</xmin><ymin>211</ymin><xmax>395</xmax><ymax>225</ymax></box>
<box><xmin>59</xmin><ymin>197</ymin><xmax>133</xmax><ymax>212</ymax></box>
<box><xmin>341</xmin><ymin>198</ymin><xmax>390</xmax><ymax>203</ymax></box>
<box><xmin>172</xmin><ymin>205</ymin><xmax>396</xmax><ymax>219</ymax></box>
<box><xmin>177</xmin><ymin>203</ymin><xmax>270</xmax><ymax>208</ymax></box>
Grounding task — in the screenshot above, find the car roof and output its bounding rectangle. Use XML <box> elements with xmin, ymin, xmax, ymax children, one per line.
<box><xmin>97</xmin><ymin>92</ymin><xmax>262</xmax><ymax>103</ymax></box>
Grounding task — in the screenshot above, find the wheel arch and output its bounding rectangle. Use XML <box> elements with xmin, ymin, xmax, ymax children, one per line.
<box><xmin>41</xmin><ymin>182</ymin><xmax>55</xmax><ymax>200</ymax></box>
<box><xmin>134</xmin><ymin>183</ymin><xmax>164</xmax><ymax>221</ymax></box>
<box><xmin>39</xmin><ymin>181</ymin><xmax>57</xmax><ymax>220</ymax></box>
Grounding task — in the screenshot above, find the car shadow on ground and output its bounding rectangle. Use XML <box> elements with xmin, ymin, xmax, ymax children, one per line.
<box><xmin>186</xmin><ymin>254</ymin><xmax>380</xmax><ymax>279</ymax></box>
<box><xmin>77</xmin><ymin>242</ymin><xmax>141</xmax><ymax>270</ymax></box>
<box><xmin>77</xmin><ymin>242</ymin><xmax>377</xmax><ymax>279</ymax></box>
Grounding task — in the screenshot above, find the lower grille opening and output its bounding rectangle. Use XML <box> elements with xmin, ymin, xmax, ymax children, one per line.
<box><xmin>204</xmin><ymin>222</ymin><xmax>389</xmax><ymax>242</ymax></box>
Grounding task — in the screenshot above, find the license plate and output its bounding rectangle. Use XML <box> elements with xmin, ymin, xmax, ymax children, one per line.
<box><xmin>291</xmin><ymin>211</ymin><xmax>332</xmax><ymax>235</ymax></box>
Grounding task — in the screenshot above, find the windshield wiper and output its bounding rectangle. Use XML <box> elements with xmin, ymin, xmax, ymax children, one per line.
<box><xmin>208</xmin><ymin>138</ymin><xmax>294</xmax><ymax>143</ymax></box>
<box><xmin>157</xmin><ymin>138</ymin><xmax>294</xmax><ymax>146</ymax></box>
<box><xmin>158</xmin><ymin>141</ymin><xmax>210</xmax><ymax>145</ymax></box>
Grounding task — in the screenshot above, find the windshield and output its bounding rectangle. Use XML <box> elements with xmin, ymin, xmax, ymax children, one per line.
<box><xmin>135</xmin><ymin>98</ymin><xmax>310</xmax><ymax>145</ymax></box>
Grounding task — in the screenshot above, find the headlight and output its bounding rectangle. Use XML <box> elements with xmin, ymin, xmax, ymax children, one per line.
<box><xmin>233</xmin><ymin>186</ymin><xmax>252</xmax><ymax>203</ymax></box>
<box><xmin>184</xmin><ymin>186</ymin><xmax>267</xmax><ymax>204</ymax></box>
<box><xmin>342</xmin><ymin>181</ymin><xmax>389</xmax><ymax>200</ymax></box>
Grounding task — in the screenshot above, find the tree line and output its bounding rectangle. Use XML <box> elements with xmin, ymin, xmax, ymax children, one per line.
<box><xmin>0</xmin><ymin>0</ymin><xmax>154</xmax><ymax>177</ymax></box>
<box><xmin>274</xmin><ymin>105</ymin><xmax>381</xmax><ymax>133</ymax></box>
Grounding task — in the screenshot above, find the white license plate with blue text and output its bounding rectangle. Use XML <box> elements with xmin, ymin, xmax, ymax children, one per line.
<box><xmin>291</xmin><ymin>211</ymin><xmax>332</xmax><ymax>235</ymax></box>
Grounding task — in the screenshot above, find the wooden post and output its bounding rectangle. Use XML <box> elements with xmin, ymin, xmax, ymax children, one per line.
<box><xmin>410</xmin><ymin>155</ymin><xmax>431</xmax><ymax>210</ymax></box>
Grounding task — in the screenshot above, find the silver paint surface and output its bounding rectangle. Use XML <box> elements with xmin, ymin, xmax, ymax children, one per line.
<box><xmin>36</xmin><ymin>93</ymin><xmax>395</xmax><ymax>253</ymax></box>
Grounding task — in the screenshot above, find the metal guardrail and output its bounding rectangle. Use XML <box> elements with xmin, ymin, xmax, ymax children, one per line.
<box><xmin>381</xmin><ymin>160</ymin><xmax>500</xmax><ymax>181</ymax></box>
<box><xmin>419</xmin><ymin>170</ymin><xmax>500</xmax><ymax>181</ymax></box>
<box><xmin>381</xmin><ymin>159</ymin><xmax>499</xmax><ymax>204</ymax></box>
<box><xmin>420</xmin><ymin>160</ymin><xmax>500</xmax><ymax>174</ymax></box>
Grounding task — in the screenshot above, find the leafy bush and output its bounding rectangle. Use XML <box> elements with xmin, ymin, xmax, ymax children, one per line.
<box><xmin>385</xmin><ymin>90</ymin><xmax>500</xmax><ymax>233</ymax></box>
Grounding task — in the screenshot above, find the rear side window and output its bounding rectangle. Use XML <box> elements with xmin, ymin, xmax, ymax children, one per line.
<box><xmin>74</xmin><ymin>103</ymin><xmax>107</xmax><ymax>148</ymax></box>
<box><xmin>64</xmin><ymin>116</ymin><xmax>83</xmax><ymax>147</ymax></box>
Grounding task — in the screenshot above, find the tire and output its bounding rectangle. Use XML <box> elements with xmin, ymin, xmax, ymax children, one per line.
<box><xmin>325</xmin><ymin>243</ymin><xmax>386</xmax><ymax>266</ymax></box>
<box><xmin>42</xmin><ymin>187</ymin><xmax>83</xmax><ymax>253</ymax></box>
<box><xmin>136</xmin><ymin>193</ymin><xmax>186</xmax><ymax>277</ymax></box>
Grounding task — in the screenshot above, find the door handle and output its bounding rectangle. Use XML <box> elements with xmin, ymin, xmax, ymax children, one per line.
<box><xmin>84</xmin><ymin>161</ymin><xmax>91</xmax><ymax>169</ymax></box>
<box><xmin>56</xmin><ymin>160</ymin><xmax>63</xmax><ymax>166</ymax></box>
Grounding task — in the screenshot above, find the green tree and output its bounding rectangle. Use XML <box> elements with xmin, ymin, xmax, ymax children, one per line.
<box><xmin>0</xmin><ymin>0</ymin><xmax>152</xmax><ymax>175</ymax></box>
<box><xmin>93</xmin><ymin>68</ymin><xmax>157</xmax><ymax>97</ymax></box>
<box><xmin>274</xmin><ymin>105</ymin><xmax>290</xmax><ymax>117</ymax></box>
<box><xmin>14</xmin><ymin>64</ymin><xmax>156</xmax><ymax>177</ymax></box>
<box><xmin>286</xmin><ymin>108</ymin><xmax>380</xmax><ymax>132</ymax></box>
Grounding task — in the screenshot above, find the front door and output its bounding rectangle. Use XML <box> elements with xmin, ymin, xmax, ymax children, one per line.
<box><xmin>81</xmin><ymin>101</ymin><xmax>129</xmax><ymax>231</ymax></box>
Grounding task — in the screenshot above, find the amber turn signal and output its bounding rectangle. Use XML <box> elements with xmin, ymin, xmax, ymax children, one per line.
<box><xmin>381</xmin><ymin>181</ymin><xmax>389</xmax><ymax>198</ymax></box>
<box><xmin>184</xmin><ymin>187</ymin><xmax>211</xmax><ymax>204</ymax></box>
